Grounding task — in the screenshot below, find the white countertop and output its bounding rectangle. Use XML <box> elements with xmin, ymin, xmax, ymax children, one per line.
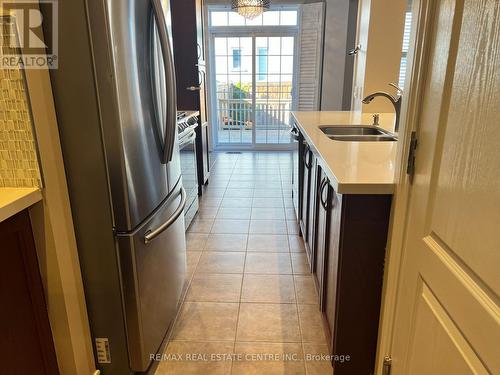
<box><xmin>291</xmin><ymin>111</ymin><xmax>398</xmax><ymax>194</ymax></box>
<box><xmin>0</xmin><ymin>187</ymin><xmax>43</xmax><ymax>222</ymax></box>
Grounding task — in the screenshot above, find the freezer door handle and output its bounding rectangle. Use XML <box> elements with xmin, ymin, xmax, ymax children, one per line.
<box><xmin>151</xmin><ymin>0</ymin><xmax>177</xmax><ymax>163</ymax></box>
<box><xmin>144</xmin><ymin>187</ymin><xmax>186</xmax><ymax>244</ymax></box>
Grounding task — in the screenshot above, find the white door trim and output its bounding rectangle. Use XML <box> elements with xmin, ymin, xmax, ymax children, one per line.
<box><xmin>374</xmin><ymin>0</ymin><xmax>436</xmax><ymax>373</ymax></box>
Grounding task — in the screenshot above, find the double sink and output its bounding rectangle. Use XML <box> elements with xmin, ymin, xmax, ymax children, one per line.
<box><xmin>320</xmin><ymin>125</ymin><xmax>397</xmax><ymax>142</ymax></box>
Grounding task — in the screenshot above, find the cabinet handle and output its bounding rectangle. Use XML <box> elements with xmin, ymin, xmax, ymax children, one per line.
<box><xmin>318</xmin><ymin>177</ymin><xmax>330</xmax><ymax>210</ymax></box>
<box><xmin>302</xmin><ymin>144</ymin><xmax>313</xmax><ymax>169</ymax></box>
<box><xmin>289</xmin><ymin>127</ymin><xmax>300</xmax><ymax>142</ymax></box>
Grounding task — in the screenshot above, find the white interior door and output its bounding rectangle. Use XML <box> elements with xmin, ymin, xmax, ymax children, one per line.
<box><xmin>390</xmin><ymin>0</ymin><xmax>500</xmax><ymax>374</ymax></box>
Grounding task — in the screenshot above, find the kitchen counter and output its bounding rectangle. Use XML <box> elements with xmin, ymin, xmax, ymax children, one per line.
<box><xmin>0</xmin><ymin>187</ymin><xmax>42</xmax><ymax>222</ymax></box>
<box><xmin>291</xmin><ymin>111</ymin><xmax>398</xmax><ymax>194</ymax></box>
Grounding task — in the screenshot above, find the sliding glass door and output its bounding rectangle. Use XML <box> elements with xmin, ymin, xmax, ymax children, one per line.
<box><xmin>212</xmin><ymin>34</ymin><xmax>296</xmax><ymax>148</ymax></box>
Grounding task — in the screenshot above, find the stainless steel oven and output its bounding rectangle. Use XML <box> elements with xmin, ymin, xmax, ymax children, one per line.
<box><xmin>178</xmin><ymin>111</ymin><xmax>199</xmax><ymax>228</ymax></box>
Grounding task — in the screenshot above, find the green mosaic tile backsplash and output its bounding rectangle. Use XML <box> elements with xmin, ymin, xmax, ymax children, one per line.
<box><xmin>0</xmin><ymin>66</ymin><xmax>42</xmax><ymax>188</ymax></box>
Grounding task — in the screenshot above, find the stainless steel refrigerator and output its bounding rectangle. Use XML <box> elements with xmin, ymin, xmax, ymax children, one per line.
<box><xmin>44</xmin><ymin>0</ymin><xmax>187</xmax><ymax>373</ymax></box>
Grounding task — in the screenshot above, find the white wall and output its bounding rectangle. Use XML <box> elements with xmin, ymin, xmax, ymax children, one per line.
<box><xmin>25</xmin><ymin>62</ymin><xmax>97</xmax><ymax>375</ymax></box>
<box><xmin>352</xmin><ymin>0</ymin><xmax>407</xmax><ymax>112</ymax></box>
<box><xmin>320</xmin><ymin>0</ymin><xmax>350</xmax><ymax>110</ymax></box>
<box><xmin>0</xmin><ymin>3</ymin><xmax>97</xmax><ymax>374</ymax></box>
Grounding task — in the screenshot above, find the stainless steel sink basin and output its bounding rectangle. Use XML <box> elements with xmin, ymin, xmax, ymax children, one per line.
<box><xmin>328</xmin><ymin>135</ymin><xmax>398</xmax><ymax>142</ymax></box>
<box><xmin>319</xmin><ymin>126</ymin><xmax>397</xmax><ymax>142</ymax></box>
<box><xmin>320</xmin><ymin>125</ymin><xmax>388</xmax><ymax>136</ymax></box>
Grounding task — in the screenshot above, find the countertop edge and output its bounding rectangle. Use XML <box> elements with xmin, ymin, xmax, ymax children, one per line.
<box><xmin>292</xmin><ymin>111</ymin><xmax>396</xmax><ymax>195</ymax></box>
<box><xmin>0</xmin><ymin>188</ymin><xmax>43</xmax><ymax>223</ymax></box>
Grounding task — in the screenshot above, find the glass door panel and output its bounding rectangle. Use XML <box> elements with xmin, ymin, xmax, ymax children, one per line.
<box><xmin>254</xmin><ymin>36</ymin><xmax>294</xmax><ymax>145</ymax></box>
<box><xmin>214</xmin><ymin>36</ymin><xmax>253</xmax><ymax>145</ymax></box>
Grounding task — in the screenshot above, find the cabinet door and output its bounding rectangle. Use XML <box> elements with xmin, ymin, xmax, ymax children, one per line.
<box><xmin>197</xmin><ymin>66</ymin><xmax>210</xmax><ymax>185</ymax></box>
<box><xmin>0</xmin><ymin>211</ymin><xmax>60</xmax><ymax>375</ymax></box>
<box><xmin>332</xmin><ymin>195</ymin><xmax>391</xmax><ymax>374</ymax></box>
<box><xmin>195</xmin><ymin>0</ymin><xmax>205</xmax><ymax>65</ymax></box>
<box><xmin>300</xmin><ymin>143</ymin><xmax>313</xmax><ymax>256</ymax></box>
<box><xmin>290</xmin><ymin>126</ymin><xmax>301</xmax><ymax>220</ymax></box>
<box><xmin>313</xmin><ymin>169</ymin><xmax>329</xmax><ymax>298</ymax></box>
<box><xmin>324</xmin><ymin>188</ymin><xmax>342</xmax><ymax>349</ymax></box>
<box><xmin>314</xmin><ymin>172</ymin><xmax>342</xmax><ymax>351</ymax></box>
<box><xmin>201</xmin><ymin>121</ymin><xmax>210</xmax><ymax>181</ymax></box>
<box><xmin>195</xmin><ymin>3</ymin><xmax>210</xmax><ymax>185</ymax></box>
<box><xmin>171</xmin><ymin>0</ymin><xmax>199</xmax><ymax>110</ymax></box>
<box><xmin>197</xmin><ymin>65</ymin><xmax>208</xmax><ymax>124</ymax></box>
<box><xmin>306</xmin><ymin>156</ymin><xmax>318</xmax><ymax>260</ymax></box>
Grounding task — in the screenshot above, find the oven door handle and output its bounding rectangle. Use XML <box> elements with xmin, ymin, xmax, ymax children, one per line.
<box><xmin>179</xmin><ymin>130</ymin><xmax>196</xmax><ymax>149</ymax></box>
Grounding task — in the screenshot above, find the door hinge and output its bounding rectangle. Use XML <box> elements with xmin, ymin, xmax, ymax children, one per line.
<box><xmin>383</xmin><ymin>355</ymin><xmax>392</xmax><ymax>375</ymax></box>
<box><xmin>406</xmin><ymin>131</ymin><xmax>418</xmax><ymax>183</ymax></box>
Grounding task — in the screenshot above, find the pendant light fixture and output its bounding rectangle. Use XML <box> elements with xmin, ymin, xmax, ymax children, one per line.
<box><xmin>231</xmin><ymin>0</ymin><xmax>270</xmax><ymax>20</ymax></box>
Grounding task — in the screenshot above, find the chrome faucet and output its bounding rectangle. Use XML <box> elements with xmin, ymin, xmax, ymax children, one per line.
<box><xmin>362</xmin><ymin>83</ymin><xmax>402</xmax><ymax>133</ymax></box>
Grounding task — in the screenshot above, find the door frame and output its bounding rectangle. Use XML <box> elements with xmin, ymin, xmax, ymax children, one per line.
<box><xmin>207</xmin><ymin>14</ymin><xmax>300</xmax><ymax>150</ymax></box>
<box><xmin>374</xmin><ymin>0</ymin><xmax>438</xmax><ymax>373</ymax></box>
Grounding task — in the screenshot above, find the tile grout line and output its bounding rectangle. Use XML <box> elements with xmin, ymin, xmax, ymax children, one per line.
<box><xmin>174</xmin><ymin>152</ymin><xmax>316</xmax><ymax>373</ymax></box>
<box><xmin>282</xmin><ymin>158</ymin><xmax>308</xmax><ymax>373</ymax></box>
<box><xmin>291</xmin><ymin>238</ymin><xmax>309</xmax><ymax>374</ymax></box>
<box><xmin>230</xmin><ymin>153</ymin><xmax>243</xmax><ymax>374</ymax></box>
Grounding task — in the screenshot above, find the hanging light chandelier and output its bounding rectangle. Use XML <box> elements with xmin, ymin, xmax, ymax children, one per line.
<box><xmin>231</xmin><ymin>0</ymin><xmax>270</xmax><ymax>20</ymax></box>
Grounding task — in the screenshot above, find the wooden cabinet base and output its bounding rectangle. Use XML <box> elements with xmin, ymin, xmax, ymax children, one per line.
<box><xmin>329</xmin><ymin>194</ymin><xmax>391</xmax><ymax>375</ymax></box>
<box><xmin>0</xmin><ymin>211</ymin><xmax>60</xmax><ymax>375</ymax></box>
<box><xmin>314</xmin><ymin>189</ymin><xmax>392</xmax><ymax>374</ymax></box>
<box><xmin>295</xmin><ymin>128</ymin><xmax>392</xmax><ymax>374</ymax></box>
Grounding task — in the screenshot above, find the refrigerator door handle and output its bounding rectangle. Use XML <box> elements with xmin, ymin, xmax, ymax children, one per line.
<box><xmin>144</xmin><ymin>187</ymin><xmax>186</xmax><ymax>244</ymax></box>
<box><xmin>151</xmin><ymin>0</ymin><xmax>177</xmax><ymax>164</ymax></box>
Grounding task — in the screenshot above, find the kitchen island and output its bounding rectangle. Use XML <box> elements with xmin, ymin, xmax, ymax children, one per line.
<box><xmin>290</xmin><ymin>111</ymin><xmax>397</xmax><ymax>375</ymax></box>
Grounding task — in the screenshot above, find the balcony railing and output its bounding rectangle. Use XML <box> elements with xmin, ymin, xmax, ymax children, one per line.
<box><xmin>217</xmin><ymin>98</ymin><xmax>292</xmax><ymax>130</ymax></box>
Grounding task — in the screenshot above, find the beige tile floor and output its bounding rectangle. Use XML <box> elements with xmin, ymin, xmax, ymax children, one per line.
<box><xmin>156</xmin><ymin>152</ymin><xmax>332</xmax><ymax>375</ymax></box>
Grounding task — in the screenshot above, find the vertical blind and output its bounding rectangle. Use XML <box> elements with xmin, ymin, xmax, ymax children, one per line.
<box><xmin>296</xmin><ymin>2</ymin><xmax>325</xmax><ymax>111</ymax></box>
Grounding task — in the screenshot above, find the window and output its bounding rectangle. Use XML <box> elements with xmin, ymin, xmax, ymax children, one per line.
<box><xmin>398</xmin><ymin>11</ymin><xmax>412</xmax><ymax>89</ymax></box>
<box><xmin>257</xmin><ymin>47</ymin><xmax>268</xmax><ymax>80</ymax></box>
<box><xmin>210</xmin><ymin>10</ymin><xmax>298</xmax><ymax>27</ymax></box>
<box><xmin>232</xmin><ymin>48</ymin><xmax>241</xmax><ymax>69</ymax></box>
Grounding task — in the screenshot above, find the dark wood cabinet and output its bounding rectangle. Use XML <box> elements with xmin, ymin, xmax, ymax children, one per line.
<box><xmin>171</xmin><ymin>0</ymin><xmax>199</xmax><ymax>111</ymax></box>
<box><xmin>328</xmin><ymin>193</ymin><xmax>391</xmax><ymax>375</ymax></box>
<box><xmin>198</xmin><ymin>66</ymin><xmax>210</xmax><ymax>184</ymax></box>
<box><xmin>294</xmin><ymin>126</ymin><xmax>392</xmax><ymax>375</ymax></box>
<box><xmin>323</xmin><ymin>184</ymin><xmax>341</xmax><ymax>345</ymax></box>
<box><xmin>313</xmin><ymin>167</ymin><xmax>333</xmax><ymax>304</ymax></box>
<box><xmin>291</xmin><ymin>126</ymin><xmax>303</xmax><ymax>222</ymax></box>
<box><xmin>317</xmin><ymin>181</ymin><xmax>391</xmax><ymax>375</ymax></box>
<box><xmin>171</xmin><ymin>0</ymin><xmax>210</xmax><ymax>190</ymax></box>
<box><xmin>307</xmin><ymin>156</ymin><xmax>318</xmax><ymax>266</ymax></box>
<box><xmin>300</xmin><ymin>141</ymin><xmax>315</xmax><ymax>264</ymax></box>
<box><xmin>0</xmin><ymin>211</ymin><xmax>60</xmax><ymax>375</ymax></box>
